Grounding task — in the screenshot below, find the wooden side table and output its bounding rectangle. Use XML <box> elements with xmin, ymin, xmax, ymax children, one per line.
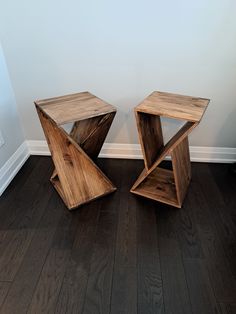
<box><xmin>131</xmin><ymin>91</ymin><xmax>210</xmax><ymax>208</ymax></box>
<box><xmin>35</xmin><ymin>92</ymin><xmax>116</xmax><ymax>210</ymax></box>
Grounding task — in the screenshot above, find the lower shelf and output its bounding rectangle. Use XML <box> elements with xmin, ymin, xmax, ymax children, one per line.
<box><xmin>131</xmin><ymin>167</ymin><xmax>180</xmax><ymax>207</ymax></box>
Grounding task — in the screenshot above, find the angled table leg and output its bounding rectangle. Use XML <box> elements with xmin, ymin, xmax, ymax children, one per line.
<box><xmin>171</xmin><ymin>136</ymin><xmax>191</xmax><ymax>206</ymax></box>
<box><xmin>70</xmin><ymin>113</ymin><xmax>116</xmax><ymax>160</ymax></box>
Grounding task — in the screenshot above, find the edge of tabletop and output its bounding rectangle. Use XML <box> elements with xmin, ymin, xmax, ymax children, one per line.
<box><xmin>33</xmin><ymin>91</ymin><xmax>117</xmax><ymax>125</ymax></box>
<box><xmin>134</xmin><ymin>93</ymin><xmax>210</xmax><ymax>123</ymax></box>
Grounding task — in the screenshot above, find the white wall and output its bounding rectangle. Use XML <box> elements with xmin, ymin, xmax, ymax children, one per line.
<box><xmin>0</xmin><ymin>0</ymin><xmax>236</xmax><ymax>148</ymax></box>
<box><xmin>0</xmin><ymin>43</ymin><xmax>25</xmax><ymax>168</ymax></box>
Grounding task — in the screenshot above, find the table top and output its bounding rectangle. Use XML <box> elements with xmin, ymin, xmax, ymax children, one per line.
<box><xmin>135</xmin><ymin>91</ymin><xmax>210</xmax><ymax>122</ymax></box>
<box><xmin>35</xmin><ymin>92</ymin><xmax>116</xmax><ymax>125</ymax></box>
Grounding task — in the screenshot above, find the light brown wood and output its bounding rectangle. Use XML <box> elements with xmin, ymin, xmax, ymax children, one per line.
<box><xmin>135</xmin><ymin>112</ymin><xmax>164</xmax><ymax>170</ymax></box>
<box><xmin>171</xmin><ymin>137</ymin><xmax>191</xmax><ymax>205</ymax></box>
<box><xmin>70</xmin><ymin>113</ymin><xmax>116</xmax><ymax>160</ymax></box>
<box><xmin>136</xmin><ymin>91</ymin><xmax>210</xmax><ymax>122</ymax></box>
<box><xmin>145</xmin><ymin>121</ymin><xmax>197</xmax><ymax>174</ymax></box>
<box><xmin>131</xmin><ymin>91</ymin><xmax>209</xmax><ymax>208</ymax></box>
<box><xmin>36</xmin><ymin>91</ymin><xmax>116</xmax><ymax>125</ymax></box>
<box><xmin>35</xmin><ymin>92</ymin><xmax>117</xmax><ymax>209</ymax></box>
<box><xmin>131</xmin><ymin>167</ymin><xmax>179</xmax><ymax>207</ymax></box>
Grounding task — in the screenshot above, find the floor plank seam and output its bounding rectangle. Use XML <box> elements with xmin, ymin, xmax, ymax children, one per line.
<box><xmin>25</xmin><ymin>198</ymin><xmax>64</xmax><ymax>313</ymax></box>
<box><xmin>109</xmin><ymin>200</ymin><xmax>121</xmax><ymax>314</ymax></box>
<box><xmin>80</xmin><ymin>200</ymin><xmax>104</xmax><ymax>314</ymax></box>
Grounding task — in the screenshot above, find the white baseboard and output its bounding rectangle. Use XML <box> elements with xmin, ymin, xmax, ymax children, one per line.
<box><xmin>27</xmin><ymin>140</ymin><xmax>236</xmax><ymax>163</ymax></box>
<box><xmin>1</xmin><ymin>140</ymin><xmax>235</xmax><ymax>197</ymax></box>
<box><xmin>28</xmin><ymin>140</ymin><xmax>51</xmax><ymax>156</ymax></box>
<box><xmin>0</xmin><ymin>142</ymin><xmax>29</xmax><ymax>196</ymax></box>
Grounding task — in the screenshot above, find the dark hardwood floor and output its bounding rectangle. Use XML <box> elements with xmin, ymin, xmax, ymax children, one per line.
<box><xmin>0</xmin><ymin>156</ymin><xmax>235</xmax><ymax>314</ymax></box>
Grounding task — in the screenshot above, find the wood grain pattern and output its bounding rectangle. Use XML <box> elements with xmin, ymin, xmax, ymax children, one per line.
<box><xmin>136</xmin><ymin>198</ymin><xmax>161</xmax><ymax>268</ymax></box>
<box><xmin>0</xmin><ymin>157</ymin><xmax>235</xmax><ymax>313</ymax></box>
<box><xmin>171</xmin><ymin>136</ymin><xmax>191</xmax><ymax>204</ymax></box>
<box><xmin>115</xmin><ymin>194</ymin><xmax>137</xmax><ymax>267</ymax></box>
<box><xmin>78</xmin><ymin>112</ymin><xmax>116</xmax><ymax>160</ymax></box>
<box><xmin>139</xmin><ymin>121</ymin><xmax>196</xmax><ymax>176</ymax></box>
<box><xmin>131</xmin><ymin>90</ymin><xmax>209</xmax><ymax>208</ymax></box>
<box><xmin>135</xmin><ymin>112</ymin><xmax>164</xmax><ymax>170</ymax></box>
<box><xmin>190</xmin><ymin>167</ymin><xmax>236</xmax><ymax>303</ymax></box>
<box><xmin>28</xmin><ymin>249</ymin><xmax>69</xmax><ymax>313</ymax></box>
<box><xmin>207</xmin><ymin>164</ymin><xmax>236</xmax><ymax>278</ymax></box>
<box><xmin>137</xmin><ymin>198</ymin><xmax>164</xmax><ymax>314</ymax></box>
<box><xmin>0</xmin><ymin>191</ymin><xmax>65</xmax><ymax>314</ymax></box>
<box><xmin>35</xmin><ymin>92</ymin><xmax>117</xmax><ymax>209</ymax></box>
<box><xmin>136</xmin><ymin>91</ymin><xmax>210</xmax><ymax>122</ymax></box>
<box><xmin>158</xmin><ymin>237</ymin><xmax>192</xmax><ymax>314</ymax></box>
<box><xmin>0</xmin><ymin>282</ymin><xmax>10</xmax><ymax>308</ymax></box>
<box><xmin>172</xmin><ymin>193</ymin><xmax>204</xmax><ymax>259</ymax></box>
<box><xmin>110</xmin><ymin>267</ymin><xmax>137</xmax><ymax>314</ymax></box>
<box><xmin>55</xmin><ymin>204</ymin><xmax>100</xmax><ymax>314</ymax></box>
<box><xmin>70</xmin><ymin>113</ymin><xmax>115</xmax><ymax>159</ymax></box>
<box><xmin>82</xmin><ymin>159</ymin><xmax>122</xmax><ymax>314</ymax></box>
<box><xmin>83</xmin><ymin>244</ymin><xmax>115</xmax><ymax>314</ymax></box>
<box><xmin>0</xmin><ymin>158</ymin><xmax>53</xmax><ymax>282</ymax></box>
<box><xmin>219</xmin><ymin>303</ymin><xmax>236</xmax><ymax>314</ymax></box>
<box><xmin>132</xmin><ymin>167</ymin><xmax>179</xmax><ymax>207</ymax></box>
<box><xmin>138</xmin><ymin>267</ymin><xmax>164</xmax><ymax>314</ymax></box>
<box><xmin>35</xmin><ymin>91</ymin><xmax>116</xmax><ymax>125</ymax></box>
<box><xmin>131</xmin><ymin>121</ymin><xmax>196</xmax><ymax>208</ymax></box>
<box><xmin>183</xmin><ymin>258</ymin><xmax>221</xmax><ymax>314</ymax></box>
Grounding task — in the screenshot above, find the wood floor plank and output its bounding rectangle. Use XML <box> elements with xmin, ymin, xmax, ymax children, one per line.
<box><xmin>0</xmin><ymin>157</ymin><xmax>41</xmax><ymax>251</ymax></box>
<box><xmin>137</xmin><ymin>198</ymin><xmax>161</xmax><ymax>267</ymax></box>
<box><xmin>194</xmin><ymin>164</ymin><xmax>236</xmax><ymax>242</ymax></box>
<box><xmin>51</xmin><ymin>210</ymin><xmax>80</xmax><ymax>250</ymax></box>
<box><xmin>110</xmin><ymin>266</ymin><xmax>137</xmax><ymax>314</ymax></box>
<box><xmin>136</xmin><ymin>198</ymin><xmax>164</xmax><ymax>313</ymax></box>
<box><xmin>207</xmin><ymin>164</ymin><xmax>236</xmax><ymax>278</ymax></box>
<box><xmin>115</xmin><ymin>160</ymin><xmax>137</xmax><ymax>267</ymax></box>
<box><xmin>0</xmin><ymin>157</ymin><xmax>50</xmax><ymax>229</ymax></box>
<box><xmin>0</xmin><ymin>158</ymin><xmax>54</xmax><ymax>281</ymax></box>
<box><xmin>173</xmin><ymin>192</ymin><xmax>204</xmax><ymax>258</ymax></box>
<box><xmin>197</xmin><ymin>223</ymin><xmax>236</xmax><ymax>303</ymax></box>
<box><xmin>138</xmin><ymin>267</ymin><xmax>164</xmax><ymax>314</ymax></box>
<box><xmin>0</xmin><ymin>281</ymin><xmax>11</xmax><ymax>308</ymax></box>
<box><xmin>0</xmin><ymin>156</ymin><xmax>37</xmax><ymax>205</ymax></box>
<box><xmin>83</xmin><ymin>245</ymin><xmax>115</xmax><ymax>314</ymax></box>
<box><xmin>158</xmin><ymin>234</ymin><xmax>192</xmax><ymax>314</ymax></box>
<box><xmin>82</xmin><ymin>158</ymin><xmax>122</xmax><ymax>314</ymax></box>
<box><xmin>55</xmin><ymin>201</ymin><xmax>101</xmax><ymax>314</ymax></box>
<box><xmin>28</xmin><ymin>248</ymin><xmax>69</xmax><ymax>313</ymax></box>
<box><xmin>55</xmin><ymin>254</ymin><xmax>89</xmax><ymax>314</ymax></box>
<box><xmin>190</xmin><ymin>165</ymin><xmax>236</xmax><ymax>303</ymax></box>
<box><xmin>160</xmin><ymin>243</ymin><xmax>192</xmax><ymax>314</ymax></box>
<box><xmin>183</xmin><ymin>258</ymin><xmax>221</xmax><ymax>314</ymax></box>
<box><xmin>114</xmin><ymin>194</ymin><xmax>137</xmax><ymax>267</ymax></box>
<box><xmin>0</xmin><ymin>192</ymin><xmax>65</xmax><ymax>314</ymax></box>
<box><xmin>0</xmin><ymin>157</ymin><xmax>235</xmax><ymax>314</ymax></box>
<box><xmin>219</xmin><ymin>303</ymin><xmax>236</xmax><ymax>314</ymax></box>
<box><xmin>80</xmin><ymin>201</ymin><xmax>117</xmax><ymax>311</ymax></box>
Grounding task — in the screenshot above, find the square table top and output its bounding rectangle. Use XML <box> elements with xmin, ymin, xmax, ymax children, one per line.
<box><xmin>35</xmin><ymin>91</ymin><xmax>116</xmax><ymax>125</ymax></box>
<box><xmin>135</xmin><ymin>91</ymin><xmax>210</xmax><ymax>122</ymax></box>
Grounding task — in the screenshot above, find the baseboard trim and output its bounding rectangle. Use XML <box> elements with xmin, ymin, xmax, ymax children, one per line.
<box><xmin>0</xmin><ymin>142</ymin><xmax>29</xmax><ymax>196</ymax></box>
<box><xmin>1</xmin><ymin>140</ymin><xmax>235</xmax><ymax>196</ymax></box>
<box><xmin>28</xmin><ymin>140</ymin><xmax>51</xmax><ymax>156</ymax></box>
<box><xmin>27</xmin><ymin>140</ymin><xmax>236</xmax><ymax>163</ymax></box>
